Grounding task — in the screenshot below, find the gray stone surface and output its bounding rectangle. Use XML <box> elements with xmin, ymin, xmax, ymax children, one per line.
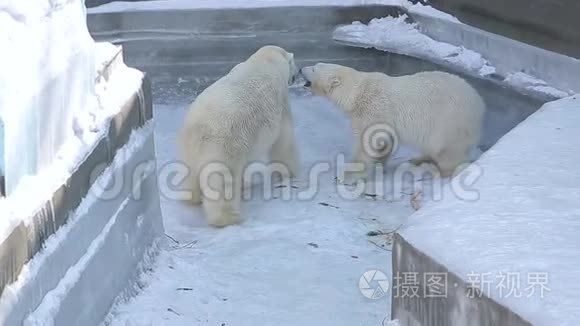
<box><xmin>392</xmin><ymin>234</ymin><xmax>533</xmax><ymax>326</ymax></box>
<box><xmin>426</xmin><ymin>0</ymin><xmax>580</xmax><ymax>59</ymax></box>
<box><xmin>405</xmin><ymin>10</ymin><xmax>580</xmax><ymax>98</ymax></box>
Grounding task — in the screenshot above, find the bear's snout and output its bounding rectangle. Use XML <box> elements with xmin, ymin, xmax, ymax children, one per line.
<box><xmin>299</xmin><ymin>67</ymin><xmax>312</xmax><ymax>87</ymax></box>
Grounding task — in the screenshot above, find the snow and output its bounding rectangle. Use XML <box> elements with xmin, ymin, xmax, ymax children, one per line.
<box><xmin>333</xmin><ymin>14</ymin><xmax>574</xmax><ymax>99</ymax></box>
<box><xmin>0</xmin><ymin>0</ymin><xmax>96</xmax><ymax>195</ymax></box>
<box><xmin>404</xmin><ymin>2</ymin><xmax>461</xmax><ymax>23</ymax></box>
<box><xmin>0</xmin><ymin>45</ymin><xmax>144</xmax><ymax>252</ymax></box>
<box><xmin>399</xmin><ymin>95</ymin><xmax>580</xmax><ymax>326</ymax></box>
<box><xmin>504</xmin><ymin>72</ymin><xmax>570</xmax><ymax>99</ymax></box>
<box><xmin>102</xmin><ymin>88</ymin><xmax>453</xmax><ymax>325</ymax></box>
<box><xmin>335</xmin><ymin>15</ymin><xmax>492</xmax><ymax>75</ymax></box>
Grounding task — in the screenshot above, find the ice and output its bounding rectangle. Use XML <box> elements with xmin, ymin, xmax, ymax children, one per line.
<box><xmin>0</xmin><ymin>45</ymin><xmax>151</xmax><ymax>324</ymax></box>
<box><xmin>102</xmin><ymin>89</ymin><xmax>454</xmax><ymax>325</ymax></box>
<box><xmin>333</xmin><ymin>14</ymin><xmax>574</xmax><ymax>99</ymax></box>
<box><xmin>398</xmin><ymin>95</ymin><xmax>580</xmax><ymax>326</ymax></box>
<box><xmin>0</xmin><ymin>0</ymin><xmax>97</xmax><ymax>195</ymax></box>
<box><xmin>0</xmin><ymin>45</ymin><xmax>144</xmax><ymax>255</ymax></box>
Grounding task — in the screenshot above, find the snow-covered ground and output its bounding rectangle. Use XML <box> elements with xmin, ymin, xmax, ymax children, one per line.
<box><xmin>103</xmin><ymin>87</ymin><xmax>448</xmax><ymax>325</ymax></box>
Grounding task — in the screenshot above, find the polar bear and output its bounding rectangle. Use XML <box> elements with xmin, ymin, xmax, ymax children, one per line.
<box><xmin>300</xmin><ymin>63</ymin><xmax>485</xmax><ymax>178</ymax></box>
<box><xmin>177</xmin><ymin>45</ymin><xmax>299</xmax><ymax>227</ymax></box>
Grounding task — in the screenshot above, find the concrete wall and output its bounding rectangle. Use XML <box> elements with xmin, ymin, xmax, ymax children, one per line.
<box><xmin>421</xmin><ymin>0</ymin><xmax>580</xmax><ymax>59</ymax></box>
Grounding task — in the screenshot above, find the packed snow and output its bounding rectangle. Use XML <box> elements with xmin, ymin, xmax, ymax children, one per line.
<box><xmin>335</xmin><ymin>15</ymin><xmax>494</xmax><ymax>75</ymax></box>
<box><xmin>333</xmin><ymin>14</ymin><xmax>573</xmax><ymax>99</ymax></box>
<box><xmin>399</xmin><ymin>95</ymin><xmax>580</xmax><ymax>326</ymax></box>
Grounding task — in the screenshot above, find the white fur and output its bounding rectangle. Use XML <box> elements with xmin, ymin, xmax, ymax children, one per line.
<box><xmin>301</xmin><ymin>63</ymin><xmax>485</xmax><ymax>178</ymax></box>
<box><xmin>177</xmin><ymin>45</ymin><xmax>299</xmax><ymax>227</ymax></box>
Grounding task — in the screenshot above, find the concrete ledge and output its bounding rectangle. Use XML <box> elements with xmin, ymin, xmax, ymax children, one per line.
<box><xmin>392</xmin><ymin>233</ymin><xmax>532</xmax><ymax>326</ymax></box>
<box><xmin>392</xmin><ymin>95</ymin><xmax>580</xmax><ymax>326</ymax></box>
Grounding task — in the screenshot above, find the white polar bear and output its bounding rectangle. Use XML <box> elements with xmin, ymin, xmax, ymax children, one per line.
<box><xmin>177</xmin><ymin>45</ymin><xmax>299</xmax><ymax>227</ymax></box>
<box><xmin>300</xmin><ymin>63</ymin><xmax>485</xmax><ymax>178</ymax></box>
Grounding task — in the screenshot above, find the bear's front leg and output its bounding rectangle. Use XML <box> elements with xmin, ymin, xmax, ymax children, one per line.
<box><xmin>270</xmin><ymin>108</ymin><xmax>299</xmax><ymax>178</ymax></box>
<box><xmin>342</xmin><ymin>139</ymin><xmax>375</xmax><ymax>182</ymax></box>
<box><xmin>201</xmin><ymin>161</ymin><xmax>243</xmax><ymax>227</ymax></box>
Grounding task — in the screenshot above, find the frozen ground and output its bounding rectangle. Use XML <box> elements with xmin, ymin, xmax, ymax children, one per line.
<box><xmin>103</xmin><ymin>87</ymin><xmax>450</xmax><ymax>325</ymax></box>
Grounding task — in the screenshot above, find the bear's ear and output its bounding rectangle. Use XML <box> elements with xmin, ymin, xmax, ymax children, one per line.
<box><xmin>326</xmin><ymin>76</ymin><xmax>341</xmax><ymax>94</ymax></box>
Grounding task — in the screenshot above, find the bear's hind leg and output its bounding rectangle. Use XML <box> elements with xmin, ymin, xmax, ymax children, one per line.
<box><xmin>187</xmin><ymin>166</ymin><xmax>202</xmax><ymax>205</ymax></box>
<box><xmin>433</xmin><ymin>147</ymin><xmax>470</xmax><ymax>178</ymax></box>
<box><xmin>200</xmin><ymin>160</ymin><xmax>243</xmax><ymax>227</ymax></box>
<box><xmin>176</xmin><ymin>132</ymin><xmax>202</xmax><ymax>205</ymax></box>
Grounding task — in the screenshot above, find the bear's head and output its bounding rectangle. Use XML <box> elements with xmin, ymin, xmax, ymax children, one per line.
<box><xmin>299</xmin><ymin>63</ymin><xmax>358</xmax><ymax>100</ymax></box>
<box><xmin>252</xmin><ymin>45</ymin><xmax>299</xmax><ymax>85</ymax></box>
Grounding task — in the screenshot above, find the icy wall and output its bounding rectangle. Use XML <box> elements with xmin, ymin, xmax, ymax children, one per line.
<box><xmin>0</xmin><ymin>0</ymin><xmax>97</xmax><ymax>195</ymax></box>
